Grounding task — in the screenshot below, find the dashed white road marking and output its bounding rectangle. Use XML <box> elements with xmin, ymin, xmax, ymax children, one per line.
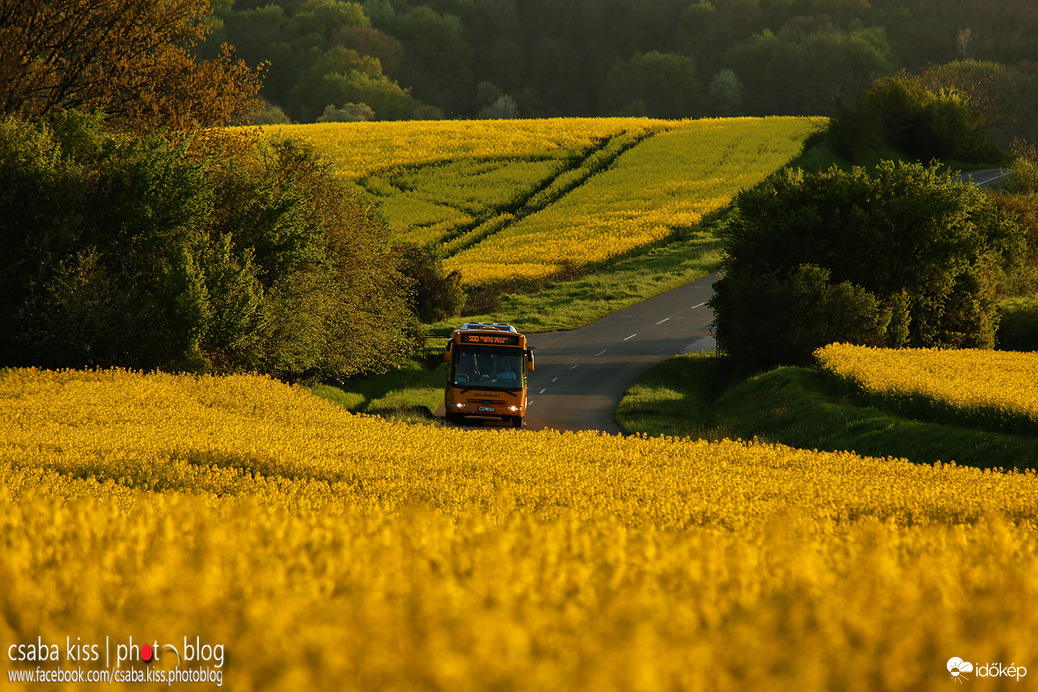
<box><xmin>656</xmin><ymin>318</ymin><xmax>670</xmax><ymax>325</ymax></box>
<box><xmin>623</xmin><ymin>333</ymin><xmax>637</xmax><ymax>341</ymax></box>
<box><xmin>691</xmin><ymin>301</ymin><xmax>706</xmax><ymax>309</ymax></box>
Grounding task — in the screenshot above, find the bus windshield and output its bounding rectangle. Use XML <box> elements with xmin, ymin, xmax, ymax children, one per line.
<box><xmin>450</xmin><ymin>345</ymin><xmax>524</xmax><ymax>390</ymax></box>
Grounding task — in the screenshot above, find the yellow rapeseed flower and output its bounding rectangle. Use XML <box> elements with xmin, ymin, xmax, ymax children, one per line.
<box><xmin>2</xmin><ymin>367</ymin><xmax>1036</xmax><ymax>691</ymax></box>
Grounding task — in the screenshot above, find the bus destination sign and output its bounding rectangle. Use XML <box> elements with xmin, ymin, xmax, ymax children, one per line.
<box><xmin>460</xmin><ymin>333</ymin><xmax>522</xmax><ymax>346</ymax></box>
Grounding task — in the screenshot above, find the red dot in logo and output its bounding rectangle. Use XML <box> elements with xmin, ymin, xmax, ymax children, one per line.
<box><xmin>141</xmin><ymin>644</ymin><xmax>153</xmax><ymax>662</ymax></box>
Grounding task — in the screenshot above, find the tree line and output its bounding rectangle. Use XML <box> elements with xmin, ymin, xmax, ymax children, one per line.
<box><xmin>209</xmin><ymin>0</ymin><xmax>1038</xmax><ymax>143</ymax></box>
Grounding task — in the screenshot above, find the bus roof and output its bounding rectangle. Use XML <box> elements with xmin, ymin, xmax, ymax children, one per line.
<box><xmin>457</xmin><ymin>322</ymin><xmax>518</xmax><ymax>333</ymax></box>
<box><xmin>450</xmin><ymin>322</ymin><xmax>527</xmax><ymax>348</ymax></box>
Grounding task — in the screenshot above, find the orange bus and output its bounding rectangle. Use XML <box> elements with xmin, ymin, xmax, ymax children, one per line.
<box><xmin>443</xmin><ymin>322</ymin><xmax>535</xmax><ymax>427</ymax></box>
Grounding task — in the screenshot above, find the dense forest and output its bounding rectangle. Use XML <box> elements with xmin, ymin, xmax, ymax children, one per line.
<box><xmin>203</xmin><ymin>0</ymin><xmax>1038</xmax><ymax>142</ymax></box>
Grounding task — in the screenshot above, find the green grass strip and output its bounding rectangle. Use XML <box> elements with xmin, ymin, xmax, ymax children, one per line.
<box><xmin>617</xmin><ymin>352</ymin><xmax>1038</xmax><ymax>471</ymax></box>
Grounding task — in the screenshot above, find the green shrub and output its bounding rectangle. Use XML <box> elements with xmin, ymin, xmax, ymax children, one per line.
<box><xmin>990</xmin><ymin>191</ymin><xmax>1038</xmax><ymax>296</ymax></box>
<box><xmin>0</xmin><ymin>110</ymin><xmax>415</xmax><ymax>378</ymax></box>
<box><xmin>396</xmin><ymin>243</ymin><xmax>466</xmax><ymax>323</ymax></box>
<box><xmin>997</xmin><ymin>297</ymin><xmax>1038</xmax><ymax>351</ymax></box>
<box><xmin>829</xmin><ymin>75</ymin><xmax>1001</xmax><ymax>164</ymax></box>
<box><xmin>711</xmin><ymin>264</ymin><xmax>891</xmax><ymax>367</ymax></box>
<box><xmin>1005</xmin><ymin>157</ymin><xmax>1038</xmax><ymax>195</ymax></box>
<box><xmin>711</xmin><ymin>161</ymin><xmax>1023</xmax><ymax>368</ymax></box>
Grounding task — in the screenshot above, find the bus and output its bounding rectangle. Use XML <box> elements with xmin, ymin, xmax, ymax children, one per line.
<box><xmin>443</xmin><ymin>322</ymin><xmax>535</xmax><ymax>427</ymax></box>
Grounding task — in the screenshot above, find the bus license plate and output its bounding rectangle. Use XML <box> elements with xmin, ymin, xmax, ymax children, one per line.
<box><xmin>477</xmin><ymin>406</ymin><xmax>496</xmax><ymax>412</ymax></box>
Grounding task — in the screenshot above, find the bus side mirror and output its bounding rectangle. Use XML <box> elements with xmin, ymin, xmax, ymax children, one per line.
<box><xmin>526</xmin><ymin>349</ymin><xmax>535</xmax><ymax>371</ymax></box>
<box><xmin>444</xmin><ymin>341</ymin><xmax>452</xmax><ymax>363</ymax></box>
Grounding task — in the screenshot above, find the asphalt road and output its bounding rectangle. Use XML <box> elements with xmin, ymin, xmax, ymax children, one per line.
<box><xmin>955</xmin><ymin>168</ymin><xmax>1010</xmax><ymax>189</ymax></box>
<box><xmin>523</xmin><ymin>272</ymin><xmax>718</xmax><ymax>433</ymax></box>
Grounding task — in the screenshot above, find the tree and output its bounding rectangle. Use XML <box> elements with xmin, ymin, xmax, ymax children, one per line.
<box><xmin>727</xmin><ymin>24</ymin><xmax>895</xmax><ymax>115</ymax></box>
<box><xmin>477</xmin><ymin>95</ymin><xmax>519</xmax><ymax>119</ymax></box>
<box><xmin>829</xmin><ymin>74</ymin><xmax>1004</xmax><ymax>163</ymax></box>
<box><xmin>221</xmin><ymin>4</ymin><xmax>294</xmax><ymax>105</ymax></box>
<box><xmin>389</xmin><ymin>6</ymin><xmax>474</xmax><ymax>116</ymax></box>
<box><xmin>395</xmin><ymin>244</ymin><xmax>465</xmax><ymax>323</ymax></box>
<box><xmin>918</xmin><ymin>60</ymin><xmax>1018</xmax><ymax>146</ymax></box>
<box><xmin>334</xmin><ymin>25</ymin><xmax>405</xmax><ymax>77</ymax></box>
<box><xmin>290</xmin><ymin>46</ymin><xmax>419</xmax><ymax>120</ymax></box>
<box><xmin>528</xmin><ymin>37</ymin><xmax>587</xmax><ymax>115</ymax></box>
<box><xmin>0</xmin><ymin>110</ymin><xmax>416</xmax><ymax>378</ymax></box>
<box><xmin>678</xmin><ymin>0</ymin><xmax>765</xmax><ymax>77</ymax></box>
<box><xmin>0</xmin><ymin>0</ymin><xmax>262</xmax><ymax>129</ymax></box>
<box><xmin>266</xmin><ymin>137</ymin><xmax>416</xmax><ymax>378</ymax></box>
<box><xmin>289</xmin><ymin>0</ymin><xmax>370</xmax><ymax>42</ymax></box>
<box><xmin>709</xmin><ymin>69</ymin><xmax>744</xmax><ymax>116</ymax></box>
<box><xmin>710</xmin><ymin>162</ymin><xmax>1023</xmax><ymax>368</ymax></box>
<box><xmin>602</xmin><ymin>51</ymin><xmax>703</xmax><ymax>118</ymax></box>
<box><xmin>317</xmin><ymin>102</ymin><xmax>375</xmax><ymax>122</ymax></box>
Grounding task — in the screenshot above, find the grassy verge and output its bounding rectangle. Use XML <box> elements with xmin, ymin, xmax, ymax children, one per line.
<box><xmin>616</xmin><ymin>352</ymin><xmax>1038</xmax><ymax>471</ymax></box>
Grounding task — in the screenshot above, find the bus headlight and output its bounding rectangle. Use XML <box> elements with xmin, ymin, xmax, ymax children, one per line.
<box><xmin>507</xmin><ymin>405</ymin><xmax>520</xmax><ymax>412</ymax></box>
<box><xmin>451</xmin><ymin>402</ymin><xmax>466</xmax><ymax>409</ymax></box>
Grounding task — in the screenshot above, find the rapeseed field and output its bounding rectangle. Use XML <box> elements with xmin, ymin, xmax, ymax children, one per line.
<box><xmin>249</xmin><ymin>118</ymin><xmax>664</xmax><ymax>178</ymax></box>
<box><xmin>249</xmin><ymin>117</ymin><xmax>816</xmax><ymax>285</ymax></box>
<box><xmin>817</xmin><ymin>343</ymin><xmax>1038</xmax><ymax>434</ymax></box>
<box><xmin>444</xmin><ymin>117</ymin><xmax>816</xmax><ymax>283</ymax></box>
<box><xmin>2</xmin><ymin>368</ymin><xmax>1036</xmax><ymax>690</ymax></box>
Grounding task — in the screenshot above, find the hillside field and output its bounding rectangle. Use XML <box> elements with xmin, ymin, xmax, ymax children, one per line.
<box><xmin>816</xmin><ymin>343</ymin><xmax>1038</xmax><ymax>436</ymax></box>
<box><xmin>249</xmin><ymin>117</ymin><xmax>818</xmax><ymax>286</ymax></box>
<box><xmin>3</xmin><ymin>367</ymin><xmax>1037</xmax><ymax>690</ymax></box>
